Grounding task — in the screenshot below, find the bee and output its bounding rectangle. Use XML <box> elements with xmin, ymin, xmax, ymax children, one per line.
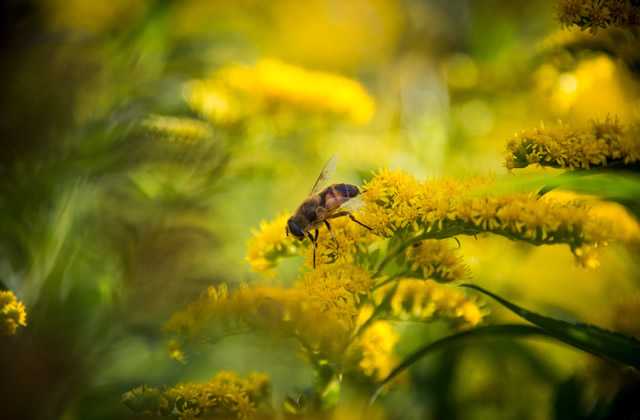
<box><xmin>286</xmin><ymin>156</ymin><xmax>373</xmax><ymax>268</ymax></box>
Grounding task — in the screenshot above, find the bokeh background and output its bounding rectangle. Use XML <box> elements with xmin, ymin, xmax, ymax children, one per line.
<box><xmin>1</xmin><ymin>0</ymin><xmax>639</xmax><ymax>419</ymax></box>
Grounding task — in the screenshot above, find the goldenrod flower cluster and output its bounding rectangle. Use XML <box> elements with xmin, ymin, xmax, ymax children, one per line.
<box><xmin>166</xmin><ymin>262</ymin><xmax>480</xmax><ymax>380</ymax></box>
<box><xmin>406</xmin><ymin>240</ymin><xmax>468</xmax><ymax>283</ymax></box>
<box><xmin>165</xmin><ymin>267</ymin><xmax>374</xmax><ymax>362</ymax></box>
<box><xmin>309</xmin><ymin>215</ymin><xmax>378</xmax><ymax>267</ymax></box>
<box><xmin>174</xmin><ymin>163</ymin><xmax>629</xmax><ymax>393</ymax></box>
<box><xmin>143</xmin><ymin>114</ymin><xmax>213</xmax><ymax>145</ymax></box>
<box><xmin>360</xmin><ymin>169</ymin><xmax>616</xmax><ymax>259</ymax></box>
<box><xmin>557</xmin><ymin>0</ymin><xmax>640</xmax><ymax>32</ymax></box>
<box><xmin>122</xmin><ymin>371</ymin><xmax>270</xmax><ymax>420</ymax></box>
<box><xmin>377</xmin><ymin>279</ymin><xmax>484</xmax><ymax>327</ymax></box>
<box><xmin>0</xmin><ymin>290</ymin><xmax>27</xmax><ymax>336</ymax></box>
<box><xmin>185</xmin><ymin>58</ymin><xmax>376</xmax><ymax>125</ymax></box>
<box><xmin>505</xmin><ymin>119</ymin><xmax>640</xmax><ymax>170</ymax></box>
<box><xmin>246</xmin><ymin>213</ymin><xmax>299</xmax><ymax>274</ymax></box>
<box><xmin>246</xmin><ymin>212</ymin><xmax>377</xmax><ymax>273</ymax></box>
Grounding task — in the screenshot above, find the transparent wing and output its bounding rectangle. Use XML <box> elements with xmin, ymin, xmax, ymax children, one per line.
<box><xmin>337</xmin><ymin>195</ymin><xmax>364</xmax><ymax>212</ymax></box>
<box><xmin>310</xmin><ymin>155</ymin><xmax>337</xmax><ymax>195</ymax></box>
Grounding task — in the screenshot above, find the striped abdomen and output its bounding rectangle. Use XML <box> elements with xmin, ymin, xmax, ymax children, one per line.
<box><xmin>319</xmin><ymin>183</ymin><xmax>359</xmax><ymax>211</ymax></box>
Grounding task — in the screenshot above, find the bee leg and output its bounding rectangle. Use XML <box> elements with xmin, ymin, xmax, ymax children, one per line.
<box><xmin>324</xmin><ymin>220</ymin><xmax>338</xmax><ymax>250</ymax></box>
<box><xmin>314</xmin><ymin>229</ymin><xmax>320</xmax><ymax>268</ymax></box>
<box><xmin>307</xmin><ymin>230</ymin><xmax>319</xmax><ymax>268</ymax></box>
<box><xmin>328</xmin><ymin>211</ymin><xmax>373</xmax><ymax>232</ymax></box>
<box><xmin>347</xmin><ymin>213</ymin><xmax>373</xmax><ymax>231</ymax></box>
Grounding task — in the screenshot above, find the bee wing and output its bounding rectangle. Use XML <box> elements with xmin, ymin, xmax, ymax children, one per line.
<box><xmin>310</xmin><ymin>155</ymin><xmax>337</xmax><ymax>195</ymax></box>
<box><xmin>337</xmin><ymin>195</ymin><xmax>364</xmax><ymax>212</ymax></box>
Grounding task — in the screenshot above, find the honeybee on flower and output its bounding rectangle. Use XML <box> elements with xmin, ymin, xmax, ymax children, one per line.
<box><xmin>286</xmin><ymin>156</ymin><xmax>373</xmax><ymax>268</ymax></box>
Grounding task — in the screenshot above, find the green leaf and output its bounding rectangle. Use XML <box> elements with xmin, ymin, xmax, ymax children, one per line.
<box><xmin>462</xmin><ymin>284</ymin><xmax>640</xmax><ymax>369</ymax></box>
<box><xmin>370</xmin><ymin>324</ymin><xmax>549</xmax><ymax>405</ymax></box>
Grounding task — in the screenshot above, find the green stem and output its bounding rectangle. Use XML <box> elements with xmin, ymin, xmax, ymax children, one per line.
<box><xmin>368</xmin><ymin>324</ymin><xmax>550</xmax><ymax>406</ymax></box>
<box><xmin>372</xmin><ymin>270</ymin><xmax>410</xmax><ymax>291</ymax></box>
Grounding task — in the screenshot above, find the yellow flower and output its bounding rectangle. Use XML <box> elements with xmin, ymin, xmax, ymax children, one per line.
<box><xmin>0</xmin><ymin>290</ymin><xmax>27</xmax><ymax>336</ymax></box>
<box><xmin>184</xmin><ymin>80</ymin><xmax>243</xmax><ymax>125</ymax></box>
<box><xmin>349</xmin><ymin>320</ymin><xmax>399</xmax><ymax>381</ymax></box>
<box><xmin>299</xmin><ymin>263</ymin><xmax>373</xmax><ymax>332</ymax></box>
<box><xmin>308</xmin><ymin>215</ymin><xmax>378</xmax><ymax>267</ymax></box>
<box><xmin>164</xmin><ymin>284</ymin><xmax>231</xmax><ymax>342</ymax></box>
<box><xmin>185</xmin><ymin>58</ymin><xmax>375</xmax><ymax>125</ymax></box>
<box><xmin>359</xmin><ymin>168</ymin><xmax>424</xmax><ymax>235</ymax></box>
<box><xmin>123</xmin><ymin>371</ymin><xmax>270</xmax><ymax>420</ymax></box>
<box><xmin>505</xmin><ymin>118</ymin><xmax>640</xmax><ymax>170</ymax></box>
<box><xmin>362</xmin><ymin>169</ymin><xmax>618</xmax><ymax>260</ymax></box>
<box><xmin>377</xmin><ymin>279</ymin><xmax>484</xmax><ymax>327</ymax></box>
<box><xmin>164</xmin><ymin>276</ymin><xmax>365</xmax><ymax>362</ymax></box>
<box><xmin>142</xmin><ymin>114</ymin><xmax>213</xmax><ymax>145</ymax></box>
<box><xmin>250</xmin><ymin>170</ymin><xmax>624</xmax><ymax>272</ymax></box>
<box><xmin>246</xmin><ymin>213</ymin><xmax>299</xmax><ymax>275</ymax></box>
<box><xmin>167</xmin><ymin>339</ymin><xmax>187</xmax><ymax>364</ymax></box>
<box><xmin>405</xmin><ymin>240</ymin><xmax>468</xmax><ymax>282</ymax></box>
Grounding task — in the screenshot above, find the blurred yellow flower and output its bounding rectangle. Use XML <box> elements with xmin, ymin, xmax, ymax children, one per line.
<box><xmin>123</xmin><ymin>371</ymin><xmax>270</xmax><ymax>420</ymax></box>
<box><xmin>269</xmin><ymin>0</ymin><xmax>401</xmax><ymax>69</ymax></box>
<box><xmin>534</xmin><ymin>55</ymin><xmax>637</xmax><ymax>120</ymax></box>
<box><xmin>377</xmin><ymin>279</ymin><xmax>484</xmax><ymax>327</ymax></box>
<box><xmin>167</xmin><ymin>339</ymin><xmax>187</xmax><ymax>364</ymax></box>
<box><xmin>185</xmin><ymin>58</ymin><xmax>376</xmax><ymax>125</ymax></box>
<box><xmin>143</xmin><ymin>114</ymin><xmax>213</xmax><ymax>145</ymax></box>
<box><xmin>0</xmin><ymin>290</ymin><xmax>27</xmax><ymax>336</ymax></box>
<box><xmin>506</xmin><ymin>118</ymin><xmax>640</xmax><ymax>170</ymax></box>
<box><xmin>349</xmin><ymin>320</ymin><xmax>399</xmax><ymax>381</ymax></box>
<box><xmin>165</xmin><ymin>276</ymin><xmax>364</xmax><ymax>362</ymax></box>
<box><xmin>164</xmin><ymin>283</ymin><xmax>232</xmax><ymax>342</ymax></box>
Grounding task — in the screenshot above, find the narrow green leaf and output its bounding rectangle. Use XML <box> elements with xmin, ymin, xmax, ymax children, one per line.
<box><xmin>462</xmin><ymin>284</ymin><xmax>640</xmax><ymax>369</ymax></box>
<box><xmin>370</xmin><ymin>324</ymin><xmax>549</xmax><ymax>405</ymax></box>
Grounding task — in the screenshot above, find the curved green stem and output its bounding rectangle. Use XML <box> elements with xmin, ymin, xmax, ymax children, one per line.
<box><xmin>369</xmin><ymin>324</ymin><xmax>550</xmax><ymax>406</ymax></box>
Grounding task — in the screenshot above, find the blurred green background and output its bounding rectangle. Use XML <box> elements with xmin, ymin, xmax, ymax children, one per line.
<box><xmin>1</xmin><ymin>0</ymin><xmax>639</xmax><ymax>419</ymax></box>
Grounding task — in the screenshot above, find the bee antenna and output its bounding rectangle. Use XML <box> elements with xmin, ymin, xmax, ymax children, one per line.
<box><xmin>285</xmin><ymin>226</ymin><xmax>289</xmax><ymax>237</ymax></box>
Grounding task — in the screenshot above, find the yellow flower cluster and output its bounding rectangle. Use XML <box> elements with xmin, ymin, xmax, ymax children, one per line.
<box><xmin>0</xmin><ymin>290</ymin><xmax>27</xmax><ymax>336</ymax></box>
<box><xmin>360</xmin><ymin>169</ymin><xmax>618</xmax><ymax>260</ymax></box>
<box><xmin>164</xmin><ymin>284</ymin><xmax>235</xmax><ymax>342</ymax></box>
<box><xmin>307</xmin><ymin>215</ymin><xmax>378</xmax><ymax>267</ymax></box>
<box><xmin>557</xmin><ymin>0</ymin><xmax>640</xmax><ymax>32</ymax></box>
<box><xmin>377</xmin><ymin>279</ymin><xmax>484</xmax><ymax>327</ymax></box>
<box><xmin>166</xmin><ymin>266</ymin><xmax>374</xmax><ymax>362</ymax></box>
<box><xmin>142</xmin><ymin>114</ymin><xmax>213</xmax><ymax>145</ymax></box>
<box><xmin>299</xmin><ymin>264</ymin><xmax>373</xmax><ymax>332</ymax></box>
<box><xmin>185</xmin><ymin>58</ymin><xmax>376</xmax><ymax>125</ymax></box>
<box><xmin>122</xmin><ymin>371</ymin><xmax>270</xmax><ymax>420</ymax></box>
<box><xmin>246</xmin><ymin>212</ymin><xmax>377</xmax><ymax>273</ymax></box>
<box><xmin>405</xmin><ymin>240</ymin><xmax>468</xmax><ymax>283</ymax></box>
<box><xmin>360</xmin><ymin>168</ymin><xmax>424</xmax><ymax>236</ymax></box>
<box><xmin>505</xmin><ymin>119</ymin><xmax>640</xmax><ymax>170</ymax></box>
<box><xmin>246</xmin><ymin>213</ymin><xmax>299</xmax><ymax>274</ymax></box>
<box><xmin>348</xmin><ymin>320</ymin><xmax>399</xmax><ymax>381</ymax></box>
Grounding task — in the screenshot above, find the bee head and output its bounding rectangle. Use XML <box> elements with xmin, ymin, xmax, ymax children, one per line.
<box><xmin>286</xmin><ymin>218</ymin><xmax>305</xmax><ymax>240</ymax></box>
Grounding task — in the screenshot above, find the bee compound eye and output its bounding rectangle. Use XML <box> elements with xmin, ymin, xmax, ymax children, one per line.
<box><xmin>287</xmin><ymin>220</ymin><xmax>304</xmax><ymax>238</ymax></box>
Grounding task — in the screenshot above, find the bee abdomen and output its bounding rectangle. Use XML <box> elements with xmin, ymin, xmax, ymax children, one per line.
<box><xmin>334</xmin><ymin>183</ymin><xmax>359</xmax><ymax>198</ymax></box>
